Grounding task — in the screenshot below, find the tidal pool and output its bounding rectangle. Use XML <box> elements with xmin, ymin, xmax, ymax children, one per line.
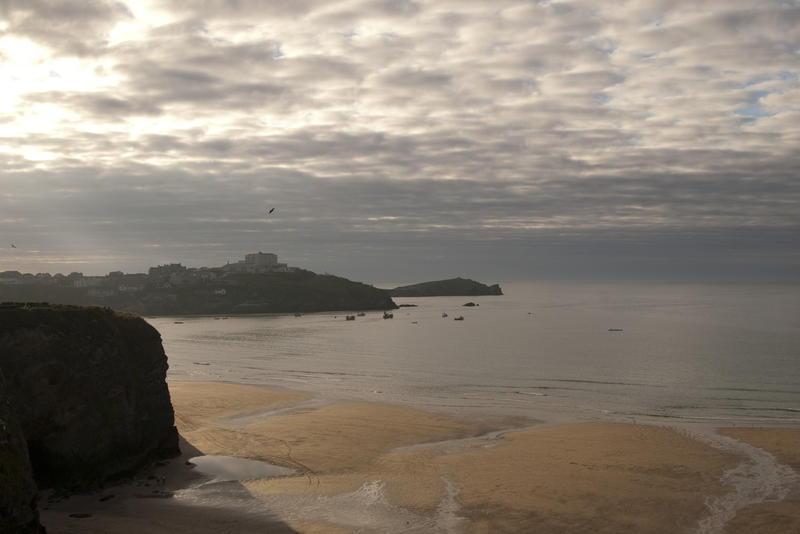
<box><xmin>189</xmin><ymin>455</ymin><xmax>295</xmax><ymax>482</ymax></box>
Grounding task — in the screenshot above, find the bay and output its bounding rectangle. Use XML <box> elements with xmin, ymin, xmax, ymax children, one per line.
<box><xmin>148</xmin><ymin>282</ymin><xmax>800</xmax><ymax>425</ymax></box>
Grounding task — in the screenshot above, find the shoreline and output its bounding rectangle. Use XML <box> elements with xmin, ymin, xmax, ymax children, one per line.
<box><xmin>41</xmin><ymin>381</ymin><xmax>800</xmax><ymax>533</ymax></box>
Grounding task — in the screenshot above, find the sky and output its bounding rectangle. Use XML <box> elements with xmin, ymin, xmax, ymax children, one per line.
<box><xmin>1</xmin><ymin>0</ymin><xmax>798</xmax><ymax>284</ymax></box>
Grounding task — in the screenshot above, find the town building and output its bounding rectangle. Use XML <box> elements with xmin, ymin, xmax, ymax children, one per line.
<box><xmin>223</xmin><ymin>252</ymin><xmax>290</xmax><ymax>274</ymax></box>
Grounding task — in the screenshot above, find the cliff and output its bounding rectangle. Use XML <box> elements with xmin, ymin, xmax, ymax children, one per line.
<box><xmin>0</xmin><ymin>303</ymin><xmax>179</xmax><ymax>497</ymax></box>
<box><xmin>0</xmin><ymin>371</ymin><xmax>45</xmax><ymax>534</ymax></box>
<box><xmin>389</xmin><ymin>277</ymin><xmax>503</xmax><ymax>297</ymax></box>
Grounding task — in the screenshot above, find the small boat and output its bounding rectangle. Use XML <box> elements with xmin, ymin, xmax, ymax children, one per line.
<box><xmin>345</xmin><ymin>315</ymin><xmax>355</xmax><ymax>321</ymax></box>
<box><xmin>441</xmin><ymin>312</ymin><xmax>448</xmax><ymax>318</ymax></box>
<box><xmin>173</xmin><ymin>321</ymin><xmax>184</xmax><ymax>324</ymax></box>
<box><xmin>357</xmin><ymin>312</ymin><xmax>365</xmax><ymax>317</ymax></box>
<box><xmin>608</xmin><ymin>328</ymin><xmax>623</xmax><ymax>332</ymax></box>
<box><xmin>454</xmin><ymin>316</ymin><xmax>464</xmax><ymax>321</ymax></box>
<box><xmin>383</xmin><ymin>312</ymin><xmax>394</xmax><ymax>319</ymax></box>
<box><xmin>294</xmin><ymin>312</ymin><xmax>302</xmax><ymax>317</ymax></box>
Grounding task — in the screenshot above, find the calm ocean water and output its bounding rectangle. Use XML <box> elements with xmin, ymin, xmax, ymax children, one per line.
<box><xmin>148</xmin><ymin>282</ymin><xmax>800</xmax><ymax>425</ymax></box>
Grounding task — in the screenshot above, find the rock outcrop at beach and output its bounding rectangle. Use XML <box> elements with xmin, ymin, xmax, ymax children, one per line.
<box><xmin>0</xmin><ymin>371</ymin><xmax>45</xmax><ymax>534</ymax></box>
<box><xmin>389</xmin><ymin>277</ymin><xmax>503</xmax><ymax>297</ymax></box>
<box><xmin>0</xmin><ymin>303</ymin><xmax>179</xmax><ymax>493</ymax></box>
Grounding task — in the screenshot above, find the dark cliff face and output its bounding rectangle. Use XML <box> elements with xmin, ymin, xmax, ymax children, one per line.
<box><xmin>0</xmin><ymin>303</ymin><xmax>179</xmax><ymax>492</ymax></box>
<box><xmin>0</xmin><ymin>371</ymin><xmax>45</xmax><ymax>534</ymax></box>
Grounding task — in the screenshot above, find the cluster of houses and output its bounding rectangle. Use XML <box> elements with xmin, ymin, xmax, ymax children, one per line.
<box><xmin>0</xmin><ymin>252</ymin><xmax>295</xmax><ymax>298</ymax></box>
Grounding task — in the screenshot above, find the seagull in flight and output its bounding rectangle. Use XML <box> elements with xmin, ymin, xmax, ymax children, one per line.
<box><xmin>10</xmin><ymin>242</ymin><xmax>16</xmax><ymax>248</ymax></box>
<box><xmin>267</xmin><ymin>207</ymin><xmax>275</xmax><ymax>214</ymax></box>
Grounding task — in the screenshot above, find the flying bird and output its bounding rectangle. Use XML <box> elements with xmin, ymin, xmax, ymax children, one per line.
<box><xmin>10</xmin><ymin>242</ymin><xmax>16</xmax><ymax>248</ymax></box>
<box><xmin>268</xmin><ymin>207</ymin><xmax>275</xmax><ymax>214</ymax></box>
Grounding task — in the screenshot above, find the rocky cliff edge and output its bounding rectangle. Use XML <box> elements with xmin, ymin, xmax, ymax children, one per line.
<box><xmin>0</xmin><ymin>303</ymin><xmax>180</xmax><ymax>531</ymax></box>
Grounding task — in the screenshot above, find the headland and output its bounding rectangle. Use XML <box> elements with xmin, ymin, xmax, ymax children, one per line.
<box><xmin>0</xmin><ymin>252</ymin><xmax>396</xmax><ymax>315</ymax></box>
<box><xmin>388</xmin><ymin>277</ymin><xmax>503</xmax><ymax>297</ymax></box>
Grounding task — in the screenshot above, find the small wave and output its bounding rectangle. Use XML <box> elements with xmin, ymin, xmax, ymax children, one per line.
<box><xmin>686</xmin><ymin>429</ymin><xmax>800</xmax><ymax>534</ymax></box>
<box><xmin>707</xmin><ymin>386</ymin><xmax>800</xmax><ymax>394</ymax></box>
<box><xmin>252</xmin><ymin>480</ymin><xmax>447</xmax><ymax>532</ymax></box>
<box><xmin>543</xmin><ymin>377</ymin><xmax>668</xmax><ymax>388</ymax></box>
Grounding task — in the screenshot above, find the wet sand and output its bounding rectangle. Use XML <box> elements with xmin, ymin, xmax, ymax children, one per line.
<box><xmin>41</xmin><ymin>381</ymin><xmax>800</xmax><ymax>533</ymax></box>
<box><xmin>39</xmin><ymin>434</ymin><xmax>299</xmax><ymax>533</ymax></box>
<box><xmin>717</xmin><ymin>428</ymin><xmax>800</xmax><ymax>534</ymax></box>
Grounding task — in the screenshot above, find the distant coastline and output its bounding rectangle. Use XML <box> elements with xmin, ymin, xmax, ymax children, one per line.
<box><xmin>387</xmin><ymin>277</ymin><xmax>503</xmax><ymax>297</ymax></box>
<box><xmin>0</xmin><ymin>252</ymin><xmax>396</xmax><ymax>315</ymax></box>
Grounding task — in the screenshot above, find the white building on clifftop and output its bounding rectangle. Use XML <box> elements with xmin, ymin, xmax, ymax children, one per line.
<box><xmin>223</xmin><ymin>252</ymin><xmax>289</xmax><ymax>273</ymax></box>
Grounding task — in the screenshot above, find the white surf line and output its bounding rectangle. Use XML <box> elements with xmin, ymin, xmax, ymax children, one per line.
<box><xmin>250</xmin><ymin>479</ymin><xmax>441</xmax><ymax>533</ymax></box>
<box><xmin>674</xmin><ymin>426</ymin><xmax>800</xmax><ymax>534</ymax></box>
<box><xmin>434</xmin><ymin>476</ymin><xmax>468</xmax><ymax>534</ymax></box>
<box><xmin>217</xmin><ymin>397</ymin><xmax>333</xmax><ymax>427</ymax></box>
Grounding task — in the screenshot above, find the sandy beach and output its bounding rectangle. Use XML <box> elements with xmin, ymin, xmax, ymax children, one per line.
<box><xmin>40</xmin><ymin>381</ymin><xmax>800</xmax><ymax>533</ymax></box>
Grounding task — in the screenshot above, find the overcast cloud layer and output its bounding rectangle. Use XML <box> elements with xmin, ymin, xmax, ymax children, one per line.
<box><xmin>1</xmin><ymin>0</ymin><xmax>799</xmax><ymax>282</ymax></box>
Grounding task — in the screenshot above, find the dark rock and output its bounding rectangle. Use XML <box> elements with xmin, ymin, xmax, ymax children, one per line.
<box><xmin>0</xmin><ymin>371</ymin><xmax>46</xmax><ymax>534</ymax></box>
<box><xmin>0</xmin><ymin>304</ymin><xmax>180</xmax><ymax>492</ymax></box>
<box><xmin>68</xmin><ymin>513</ymin><xmax>91</xmax><ymax>519</ymax></box>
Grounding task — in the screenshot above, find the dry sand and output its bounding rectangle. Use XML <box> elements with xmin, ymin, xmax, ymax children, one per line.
<box><xmin>40</xmin><ymin>381</ymin><xmax>800</xmax><ymax>533</ymax></box>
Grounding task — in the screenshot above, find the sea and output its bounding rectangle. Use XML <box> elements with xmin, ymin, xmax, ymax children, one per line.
<box><xmin>147</xmin><ymin>282</ymin><xmax>800</xmax><ymax>426</ymax></box>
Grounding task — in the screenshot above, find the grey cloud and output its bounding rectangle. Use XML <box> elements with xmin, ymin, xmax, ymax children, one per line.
<box><xmin>86</xmin><ymin>95</ymin><xmax>161</xmax><ymax>116</ymax></box>
<box><xmin>365</xmin><ymin>0</ymin><xmax>420</xmax><ymax>17</ymax></box>
<box><xmin>159</xmin><ymin>0</ymin><xmax>318</xmax><ymax>20</ymax></box>
<box><xmin>376</xmin><ymin>68</ymin><xmax>451</xmax><ymax>90</ymax></box>
<box><xmin>113</xmin><ymin>61</ymin><xmax>291</xmax><ymax>109</ymax></box>
<box><xmin>541</xmin><ymin>70</ymin><xmax>624</xmax><ymax>94</ymax></box>
<box><xmin>20</xmin><ymin>91</ymin><xmax>162</xmax><ymax>121</ymax></box>
<box><xmin>0</xmin><ymin>0</ymin><xmax>131</xmax><ymax>55</ymax></box>
<box><xmin>141</xmin><ymin>134</ymin><xmax>186</xmax><ymax>152</ymax></box>
<box><xmin>278</xmin><ymin>55</ymin><xmax>363</xmax><ymax>83</ymax></box>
